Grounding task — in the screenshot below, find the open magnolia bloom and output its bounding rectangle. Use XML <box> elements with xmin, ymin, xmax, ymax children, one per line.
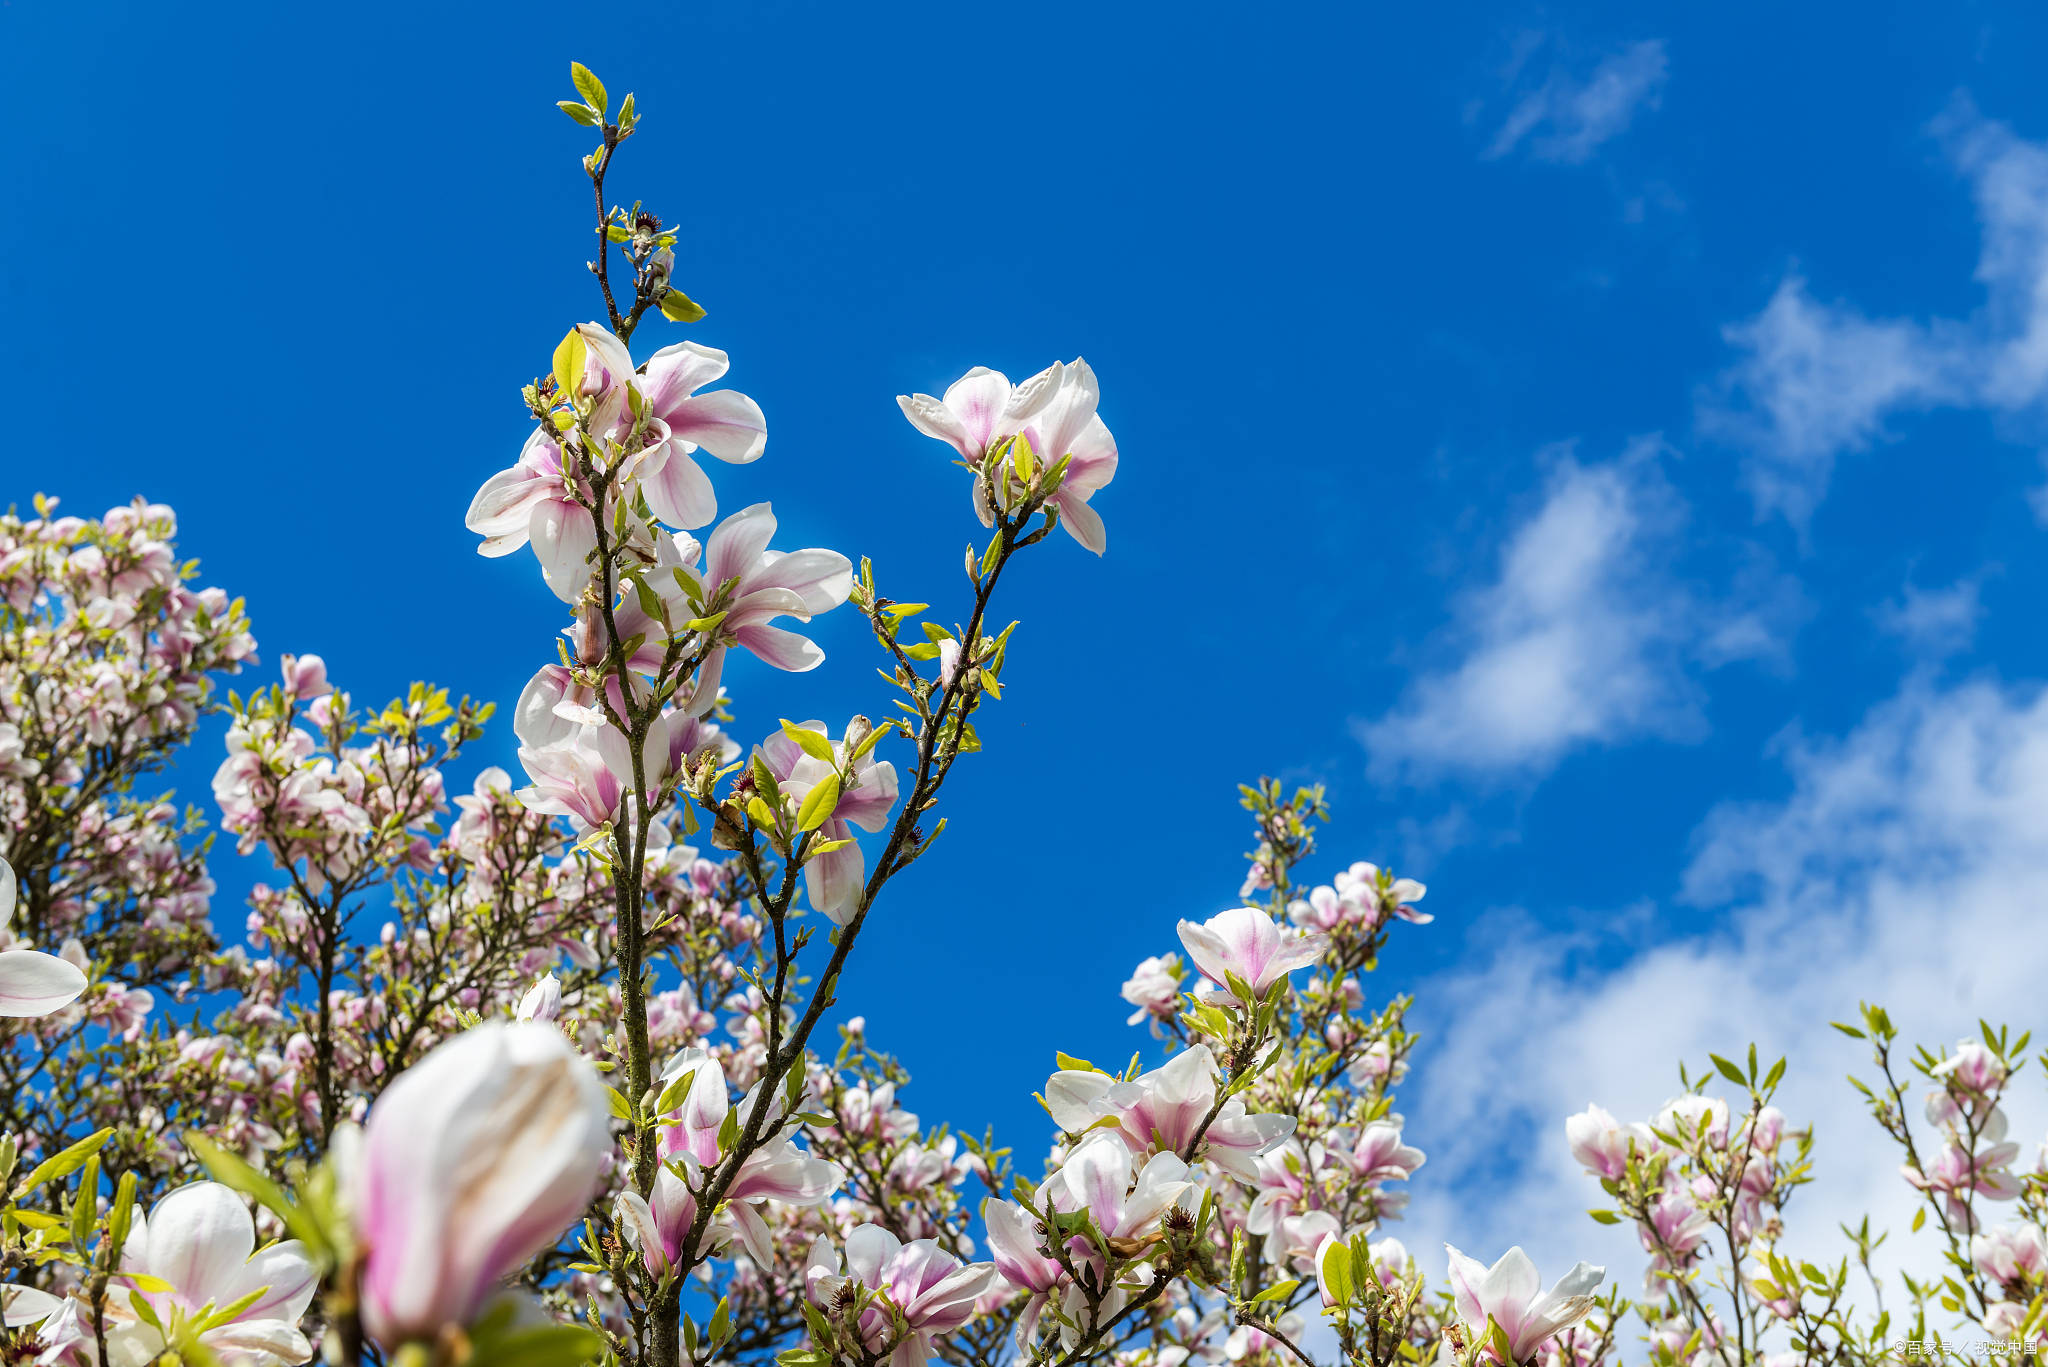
<box><xmin>0</xmin><ymin>858</ymin><xmax>88</xmax><ymax>1017</ymax></box>
<box><xmin>1444</xmin><ymin>1244</ymin><xmax>1605</xmax><ymax>1365</ymax></box>
<box><xmin>1043</xmin><ymin>1044</ymin><xmax>1294</xmax><ymax>1180</ymax></box>
<box><xmin>804</xmin><ymin>1224</ymin><xmax>997</xmax><ymax>1367</ymax></box>
<box><xmin>1175</xmin><ymin>906</ymin><xmax>1327</xmax><ymax>1001</ymax></box>
<box><xmin>896</xmin><ymin>360</ymin><xmax>1118</xmax><ymax>552</ymax></box>
<box><xmin>43</xmin><ymin>1181</ymin><xmax>320</xmax><ymax>1367</ymax></box>
<box><xmin>758</xmin><ymin>717</ymin><xmax>900</xmax><ymax>924</ymax></box>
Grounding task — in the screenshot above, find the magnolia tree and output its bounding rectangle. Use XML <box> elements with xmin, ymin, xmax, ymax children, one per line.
<box><xmin>0</xmin><ymin>61</ymin><xmax>2039</xmax><ymax>1367</ymax></box>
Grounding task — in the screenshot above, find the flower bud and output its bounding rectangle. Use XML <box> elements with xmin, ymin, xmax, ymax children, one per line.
<box><xmin>516</xmin><ymin>973</ymin><xmax>563</xmax><ymax>1023</ymax></box>
<box><xmin>354</xmin><ymin>1023</ymin><xmax>611</xmax><ymax>1348</ymax></box>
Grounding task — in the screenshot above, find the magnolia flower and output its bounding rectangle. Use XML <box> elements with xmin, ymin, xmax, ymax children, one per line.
<box><xmin>687</xmin><ymin>503</ymin><xmax>852</xmax><ymax>674</ymax></box>
<box><xmin>1655</xmin><ymin>1094</ymin><xmax>1730</xmax><ymax>1150</ymax></box>
<box><xmin>1933</xmin><ymin>1040</ymin><xmax>2009</xmax><ymax>1097</ymax></box>
<box><xmin>1565</xmin><ymin>1105</ymin><xmax>1658</xmax><ymax>1180</ymax></box>
<box><xmin>1904</xmin><ymin>1113</ymin><xmax>2023</xmax><ymax>1231</ymax></box>
<box><xmin>0</xmin><ymin>859</ymin><xmax>88</xmax><ymax>1017</ymax></box>
<box><xmin>354</xmin><ymin>1022</ymin><xmax>612</xmax><ymax>1347</ymax></box>
<box><xmin>464</xmin><ymin>429</ymin><xmax>596</xmax><ymax>602</ymax></box>
<box><xmin>515</xmin><ymin>723</ymin><xmax>636</xmax><ymax>830</ymax></box>
<box><xmin>804</xmin><ymin>1225</ymin><xmax>997</xmax><ymax>1367</ymax></box>
<box><xmin>1120</xmin><ymin>953</ymin><xmax>1183</xmax><ymax>1031</ymax></box>
<box><xmin>1445</xmin><ymin>1244</ymin><xmax>1605</xmax><ymax>1365</ymax></box>
<box><xmin>1344</xmin><ymin>1119</ymin><xmax>1427</xmax><ymax>1185</ymax></box>
<box><xmin>1044</xmin><ymin>1044</ymin><xmax>1293</xmax><ymax>1179</ymax></box>
<box><xmin>983</xmin><ymin>1198</ymin><xmax>1063</xmax><ymax>1344</ymax></box>
<box><xmin>897</xmin><ymin>361</ymin><xmax>1119</xmax><ymax>552</ymax></box>
<box><xmin>759</xmin><ymin>718</ymin><xmax>900</xmax><ymax>924</ymax></box>
<box><xmin>632</xmin><ymin>340</ymin><xmax>768</xmax><ymax>530</ymax></box>
<box><xmin>1973</xmin><ymin>1223</ymin><xmax>2048</xmax><ymax>1286</ymax></box>
<box><xmin>516</xmin><ymin>973</ymin><xmax>562</xmax><ymax>1022</ymax></box>
<box><xmin>648</xmin><ymin>1048</ymin><xmax>842</xmax><ymax>1263</ymax></box>
<box><xmin>102</xmin><ymin>1181</ymin><xmax>319</xmax><ymax>1366</ymax></box>
<box><xmin>1174</xmin><ymin>907</ymin><xmax>1327</xmax><ymax>1000</ymax></box>
<box><xmin>615</xmin><ymin>1162</ymin><xmax>705</xmax><ymax>1277</ymax></box>
<box><xmin>1039</xmin><ymin>1132</ymin><xmax>1200</xmax><ymax>1243</ymax></box>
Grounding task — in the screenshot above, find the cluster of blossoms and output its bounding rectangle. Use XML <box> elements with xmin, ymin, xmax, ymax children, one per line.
<box><xmin>4</xmin><ymin>59</ymin><xmax>2041</xmax><ymax>1367</ymax></box>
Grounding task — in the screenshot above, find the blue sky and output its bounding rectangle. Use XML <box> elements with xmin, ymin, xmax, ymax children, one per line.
<box><xmin>9</xmin><ymin>0</ymin><xmax>2048</xmax><ymax>1284</ymax></box>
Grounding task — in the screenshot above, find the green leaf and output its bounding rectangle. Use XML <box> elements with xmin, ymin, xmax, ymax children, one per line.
<box><xmin>781</xmin><ymin>721</ymin><xmax>837</xmax><ymax>763</ymax></box>
<box><xmin>557</xmin><ymin>101</ymin><xmax>600</xmax><ymax>127</ymax></box>
<box><xmin>654</xmin><ymin>1067</ymin><xmax>699</xmax><ymax>1117</ymax></box>
<box><xmin>660</xmin><ymin>289</ymin><xmax>707</xmax><ymax>324</ymax></box>
<box><xmin>15</xmin><ymin>1129</ymin><xmax>113</xmax><ymax>1199</ymax></box>
<box><xmin>1763</xmin><ymin>1057</ymin><xmax>1787</xmax><ymax>1091</ymax></box>
<box><xmin>777</xmin><ymin>1353</ymin><xmax>830</xmax><ymax>1367</ymax></box>
<box><xmin>1251</xmin><ymin>1278</ymin><xmax>1300</xmax><ymax>1303</ymax></box>
<box><xmin>796</xmin><ymin>773</ymin><xmax>841</xmax><ymax>833</ymax></box>
<box><xmin>552</xmin><ymin>328</ymin><xmax>587</xmax><ymax>399</ymax></box>
<box><xmin>606</xmin><ymin>1086</ymin><xmax>633</xmax><ymax>1122</ymax></box>
<box><xmin>183</xmin><ymin>1134</ymin><xmax>329</xmax><ymax>1258</ymax></box>
<box><xmin>570</xmin><ymin>63</ymin><xmax>608</xmax><ymax>117</ymax></box>
<box><xmin>474</xmin><ymin>1323</ymin><xmax>605</xmax><ymax>1367</ymax></box>
<box><xmin>618</xmin><ymin>92</ymin><xmax>636</xmax><ymax>127</ymax></box>
<box><xmin>1710</xmin><ymin>1054</ymin><xmax>1749</xmax><ymax>1088</ymax></box>
<box><xmin>1054</xmin><ymin>1052</ymin><xmax>1099</xmax><ymax>1073</ymax></box>
<box><xmin>1319</xmin><ymin>1242</ymin><xmax>1354</xmax><ymax>1306</ymax></box>
<box><xmin>1587</xmin><ymin>1209</ymin><xmax>1622</xmax><ymax>1225</ymax></box>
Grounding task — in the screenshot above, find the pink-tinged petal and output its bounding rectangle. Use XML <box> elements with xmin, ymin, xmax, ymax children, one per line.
<box><xmin>0</xmin><ymin>949</ymin><xmax>87</xmax><ymax>1017</ymax></box>
<box><xmin>0</xmin><ymin>1283</ymin><xmax>61</xmax><ymax>1324</ymax></box>
<box><xmin>466</xmin><ymin>466</ymin><xmax>547</xmax><ymax>556</ymax></box>
<box><xmin>0</xmin><ymin>860</ymin><xmax>13</xmax><ymax>928</ymax></box>
<box><xmin>735</xmin><ymin>624</ymin><xmax>825</xmax><ymax>673</ymax></box>
<box><xmin>1004</xmin><ymin>363</ymin><xmax>1064</xmax><ymax>427</ymax></box>
<box><xmin>806</xmin><ymin>819</ymin><xmax>865</xmax><ymax>926</ymax></box>
<box><xmin>641</xmin><ymin>341</ymin><xmax>731</xmax><ymax>414</ymax></box>
<box><xmin>1057</xmin><ymin>495</ymin><xmax>1107</xmax><ymax>555</ymax></box>
<box><xmin>942</xmin><ymin>368</ymin><xmax>1014</xmax><ymax>453</ymax></box>
<box><xmin>530</xmin><ymin>501</ymin><xmax>599</xmax><ymax>603</ymax></box>
<box><xmin>729</xmin><ymin>1200</ymin><xmax>774</xmax><ymax>1266</ymax></box>
<box><xmin>142</xmin><ymin>1182</ymin><xmax>256</xmax><ymax>1309</ymax></box>
<box><xmin>642</xmin><ymin>448</ymin><xmax>719</xmax><ymax>530</ymax></box>
<box><xmin>514</xmin><ymin>666</ymin><xmax>576</xmax><ymax>750</ymax></box>
<box><xmin>835</xmin><ymin>760</ymin><xmax>898</xmax><ymax>833</ymax></box>
<box><xmin>706</xmin><ymin>504</ymin><xmax>778</xmax><ymax>591</ymax></box>
<box><xmin>575</xmin><ymin>323</ymin><xmax>638</xmax><ymax>398</ymax></box>
<box><xmin>898</xmin><ymin>394</ymin><xmax>978</xmax><ymax>460</ymax></box>
<box><xmin>747</xmin><ymin>549</ymin><xmax>854</xmax><ymax>617</ymax></box>
<box><xmin>614</xmin><ymin>1191</ymin><xmax>668</xmax><ymax>1275</ymax></box>
<box><xmin>198</xmin><ymin>1319</ymin><xmax>313</xmax><ymax>1362</ymax></box>
<box><xmin>1041</xmin><ymin>359</ymin><xmax>1102</xmax><ymax>462</ymax></box>
<box><xmin>846</xmin><ymin>1225</ymin><xmax>902</xmax><ymax>1288</ymax></box>
<box><xmin>669</xmin><ymin>390</ymin><xmax>767</xmax><ymax>465</ymax></box>
<box><xmin>1043</xmin><ymin>1070</ymin><xmax>1115</xmax><ymax>1134</ymax></box>
<box><xmin>221</xmin><ymin>1240</ymin><xmax>319</xmax><ymax>1323</ymax></box>
<box><xmin>1061</xmin><ymin>415</ymin><xmax>1120</xmax><ymax>496</ymax></box>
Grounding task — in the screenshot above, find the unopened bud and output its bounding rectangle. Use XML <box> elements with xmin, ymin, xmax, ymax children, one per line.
<box><xmin>844</xmin><ymin>715</ymin><xmax>873</xmax><ymax>755</ymax></box>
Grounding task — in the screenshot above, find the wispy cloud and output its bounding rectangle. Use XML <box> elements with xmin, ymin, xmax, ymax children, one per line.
<box><xmin>1396</xmin><ymin>671</ymin><xmax>2048</xmax><ymax>1291</ymax></box>
<box><xmin>1873</xmin><ymin>574</ymin><xmax>1987</xmax><ymax>658</ymax></box>
<box><xmin>1706</xmin><ymin>102</ymin><xmax>2048</xmax><ymax>524</ymax></box>
<box><xmin>1486</xmin><ymin>39</ymin><xmax>1669</xmax><ymax>165</ymax></box>
<box><xmin>1354</xmin><ymin>441</ymin><xmax>1802</xmax><ymax>782</ymax></box>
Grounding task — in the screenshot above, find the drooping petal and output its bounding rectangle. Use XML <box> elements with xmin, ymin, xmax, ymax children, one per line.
<box><xmin>641</xmin><ymin>341</ymin><xmax>731</xmax><ymax>414</ymax></box>
<box><xmin>734</xmin><ymin>624</ymin><xmax>826</xmax><ymax>673</ymax></box>
<box><xmin>642</xmin><ymin>448</ymin><xmax>719</xmax><ymax>530</ymax></box>
<box><xmin>530</xmin><ymin>500</ymin><xmax>599</xmax><ymax>604</ymax></box>
<box><xmin>705</xmin><ymin>504</ymin><xmax>779</xmax><ymax>592</ymax></box>
<box><xmin>668</xmin><ymin>390</ymin><xmax>768</xmax><ymax>464</ymax></box>
<box><xmin>898</xmin><ymin>394</ymin><xmax>978</xmax><ymax>461</ymax></box>
<box><xmin>941</xmin><ymin>368</ymin><xmax>1014</xmax><ymax>453</ymax></box>
<box><xmin>0</xmin><ymin>950</ymin><xmax>85</xmax><ymax>1018</ymax></box>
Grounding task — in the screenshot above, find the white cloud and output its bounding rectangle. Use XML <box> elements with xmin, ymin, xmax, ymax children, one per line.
<box><xmin>1356</xmin><ymin>443</ymin><xmax>1802</xmax><ymax>781</ymax></box>
<box><xmin>1707</xmin><ymin>104</ymin><xmax>2048</xmax><ymax>524</ymax></box>
<box><xmin>1395</xmin><ymin>671</ymin><xmax>2048</xmax><ymax>1302</ymax></box>
<box><xmin>1487</xmin><ymin>40</ymin><xmax>1669</xmax><ymax>166</ymax></box>
<box><xmin>1873</xmin><ymin>574</ymin><xmax>1986</xmax><ymax>658</ymax></box>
